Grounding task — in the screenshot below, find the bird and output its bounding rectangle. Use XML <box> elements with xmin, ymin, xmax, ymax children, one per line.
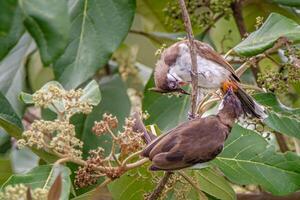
<box><xmin>141</xmin><ymin>88</ymin><xmax>244</xmax><ymax>171</ymax></box>
<box><xmin>150</xmin><ymin>40</ymin><xmax>267</xmax><ymax>119</ymax></box>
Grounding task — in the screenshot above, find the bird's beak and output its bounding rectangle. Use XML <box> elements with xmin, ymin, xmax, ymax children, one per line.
<box><xmin>176</xmin><ymin>88</ymin><xmax>190</xmax><ymax>95</ymax></box>
<box><xmin>178</xmin><ymin>81</ymin><xmax>188</xmax><ymax>86</ymax></box>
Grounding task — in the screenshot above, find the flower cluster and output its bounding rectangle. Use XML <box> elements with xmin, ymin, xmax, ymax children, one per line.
<box><xmin>32</xmin><ymin>84</ymin><xmax>93</xmax><ymax>118</ymax></box>
<box><xmin>18</xmin><ymin>120</ymin><xmax>83</xmax><ymax>159</ymax></box>
<box><xmin>117</xmin><ymin>117</ymin><xmax>144</xmax><ymax>156</ymax></box>
<box><xmin>74</xmin><ymin>148</ymin><xmax>105</xmax><ymax>188</ymax></box>
<box><xmin>0</xmin><ymin>184</ymin><xmax>48</xmax><ymax>200</ymax></box>
<box><xmin>74</xmin><ymin>147</ymin><xmax>126</xmax><ymax>188</ymax></box>
<box><xmin>92</xmin><ymin>113</ymin><xmax>118</xmax><ymax>136</ymax></box>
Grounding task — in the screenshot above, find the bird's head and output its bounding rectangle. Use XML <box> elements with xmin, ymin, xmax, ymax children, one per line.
<box><xmin>149</xmin><ymin>58</ymin><xmax>190</xmax><ymax>95</ymax></box>
<box><xmin>218</xmin><ymin>88</ymin><xmax>243</xmax><ymax>120</ymax></box>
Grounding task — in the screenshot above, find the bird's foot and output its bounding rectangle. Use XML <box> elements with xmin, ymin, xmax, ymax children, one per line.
<box><xmin>188</xmin><ymin>111</ymin><xmax>198</xmax><ymax>120</ymax></box>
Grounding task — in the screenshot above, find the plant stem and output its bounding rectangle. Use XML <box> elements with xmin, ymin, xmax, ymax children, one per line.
<box><xmin>148</xmin><ymin>172</ymin><xmax>173</xmax><ymax>200</ymax></box>
<box><xmin>124</xmin><ymin>158</ymin><xmax>149</xmax><ymax>170</ymax></box>
<box><xmin>178</xmin><ymin>0</ymin><xmax>198</xmax><ymax>119</ymax></box>
<box><xmin>274</xmin><ymin>132</ymin><xmax>289</xmax><ymax>153</ymax></box>
<box><xmin>121</xmin><ymin>150</ymin><xmax>143</xmax><ymax>166</ymax></box>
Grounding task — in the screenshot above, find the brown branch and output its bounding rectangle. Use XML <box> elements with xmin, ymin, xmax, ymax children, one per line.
<box><xmin>178</xmin><ymin>0</ymin><xmax>198</xmax><ymax>119</ymax></box>
<box><xmin>231</xmin><ymin>0</ymin><xmax>260</xmax><ymax>79</ymax></box>
<box><xmin>237</xmin><ymin>191</ymin><xmax>300</xmax><ymax>200</ymax></box>
<box><xmin>274</xmin><ymin>132</ymin><xmax>289</xmax><ymax>153</ymax></box>
<box><xmin>147</xmin><ymin>172</ymin><xmax>173</xmax><ymax>200</ymax></box>
<box><xmin>231</xmin><ymin>0</ymin><xmax>247</xmax><ymax>37</ymax></box>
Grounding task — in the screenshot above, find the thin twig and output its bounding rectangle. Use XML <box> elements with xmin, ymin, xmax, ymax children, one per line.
<box><xmin>274</xmin><ymin>132</ymin><xmax>289</xmax><ymax>153</ymax></box>
<box><xmin>148</xmin><ymin>172</ymin><xmax>173</xmax><ymax>200</ymax></box>
<box><xmin>178</xmin><ymin>0</ymin><xmax>198</xmax><ymax>119</ymax></box>
<box><xmin>121</xmin><ymin>150</ymin><xmax>143</xmax><ymax>166</ymax></box>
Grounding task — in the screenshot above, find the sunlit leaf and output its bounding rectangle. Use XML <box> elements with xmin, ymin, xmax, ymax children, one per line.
<box><xmin>54</xmin><ymin>0</ymin><xmax>135</xmax><ymax>89</ymax></box>
<box><xmin>214</xmin><ymin>125</ymin><xmax>300</xmax><ymax>195</ymax></box>
<box><xmin>234</xmin><ymin>13</ymin><xmax>300</xmax><ymax>56</ymax></box>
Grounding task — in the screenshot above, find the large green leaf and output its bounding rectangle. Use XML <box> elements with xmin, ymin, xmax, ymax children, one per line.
<box><xmin>0</xmin><ymin>92</ymin><xmax>23</xmax><ymax>139</ymax></box>
<box><xmin>1</xmin><ymin>164</ymin><xmax>71</xmax><ymax>200</ymax></box>
<box><xmin>253</xmin><ymin>93</ymin><xmax>300</xmax><ymax>139</ymax></box>
<box><xmin>77</xmin><ymin>75</ymin><xmax>131</xmax><ymax>157</ymax></box>
<box><xmin>0</xmin><ymin>158</ymin><xmax>12</xmax><ymax>186</ymax></box>
<box><xmin>54</xmin><ymin>0</ymin><xmax>135</xmax><ymax>89</ymax></box>
<box><xmin>264</xmin><ymin>111</ymin><xmax>300</xmax><ymax>139</ymax></box>
<box><xmin>197</xmin><ymin>168</ymin><xmax>236</xmax><ymax>200</ymax></box>
<box><xmin>0</xmin><ymin>0</ymin><xmax>24</xmax><ymax>61</ymax></box>
<box><xmin>142</xmin><ymin>75</ymin><xmax>190</xmax><ymax>131</ymax></box>
<box><xmin>234</xmin><ymin>13</ymin><xmax>300</xmax><ymax>56</ymax></box>
<box><xmin>19</xmin><ymin>0</ymin><xmax>70</xmax><ymax>65</ymax></box>
<box><xmin>0</xmin><ymin>33</ymin><xmax>34</xmax><ymax>116</ymax></box>
<box><xmin>108</xmin><ymin>165</ymin><xmax>157</xmax><ymax>200</ymax></box>
<box><xmin>214</xmin><ymin>125</ymin><xmax>300</xmax><ymax>195</ymax></box>
<box><xmin>272</xmin><ymin>0</ymin><xmax>300</xmax><ymax>7</ymax></box>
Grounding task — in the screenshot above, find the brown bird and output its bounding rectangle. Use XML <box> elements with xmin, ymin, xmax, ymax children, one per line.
<box><xmin>141</xmin><ymin>88</ymin><xmax>243</xmax><ymax>171</ymax></box>
<box><xmin>151</xmin><ymin>40</ymin><xmax>267</xmax><ymax>119</ymax></box>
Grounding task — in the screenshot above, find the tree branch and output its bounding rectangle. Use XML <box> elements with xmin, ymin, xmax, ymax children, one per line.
<box><xmin>178</xmin><ymin>0</ymin><xmax>198</xmax><ymax>119</ymax></box>
<box><xmin>231</xmin><ymin>0</ymin><xmax>260</xmax><ymax>79</ymax></box>
<box><xmin>274</xmin><ymin>132</ymin><xmax>289</xmax><ymax>153</ymax></box>
<box><xmin>147</xmin><ymin>172</ymin><xmax>173</xmax><ymax>200</ymax></box>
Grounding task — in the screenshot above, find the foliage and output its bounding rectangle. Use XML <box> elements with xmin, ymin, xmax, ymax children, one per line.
<box><xmin>0</xmin><ymin>0</ymin><xmax>300</xmax><ymax>199</ymax></box>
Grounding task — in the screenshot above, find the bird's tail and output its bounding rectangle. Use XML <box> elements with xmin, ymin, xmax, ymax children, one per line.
<box><xmin>235</xmin><ymin>85</ymin><xmax>268</xmax><ymax>119</ymax></box>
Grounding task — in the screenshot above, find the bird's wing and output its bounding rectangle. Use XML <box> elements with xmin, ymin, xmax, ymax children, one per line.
<box><xmin>193</xmin><ymin>40</ymin><xmax>240</xmax><ymax>82</ymax></box>
<box><xmin>149</xmin><ymin>117</ymin><xmax>227</xmax><ymax>170</ymax></box>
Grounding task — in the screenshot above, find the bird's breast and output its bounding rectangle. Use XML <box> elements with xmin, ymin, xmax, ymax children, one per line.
<box><xmin>169</xmin><ymin>52</ymin><xmax>231</xmax><ymax>89</ymax></box>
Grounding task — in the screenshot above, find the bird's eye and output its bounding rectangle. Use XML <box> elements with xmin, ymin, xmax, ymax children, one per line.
<box><xmin>168</xmin><ymin>81</ymin><xmax>177</xmax><ymax>89</ymax></box>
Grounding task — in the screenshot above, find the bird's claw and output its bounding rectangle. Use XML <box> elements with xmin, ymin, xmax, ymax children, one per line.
<box><xmin>188</xmin><ymin>111</ymin><xmax>198</xmax><ymax>120</ymax></box>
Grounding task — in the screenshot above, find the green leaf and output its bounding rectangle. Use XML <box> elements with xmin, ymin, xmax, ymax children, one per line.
<box><xmin>19</xmin><ymin>0</ymin><xmax>70</xmax><ymax>65</ymax></box>
<box><xmin>0</xmin><ymin>158</ymin><xmax>12</xmax><ymax>186</ymax></box>
<box><xmin>272</xmin><ymin>0</ymin><xmax>300</xmax><ymax>7</ymax></box>
<box><xmin>143</xmin><ymin>75</ymin><xmax>190</xmax><ymax>131</ymax></box>
<box><xmin>108</xmin><ymin>165</ymin><xmax>157</xmax><ymax>200</ymax></box>
<box><xmin>0</xmin><ymin>92</ymin><xmax>23</xmax><ymax>139</ymax></box>
<box><xmin>234</xmin><ymin>13</ymin><xmax>300</xmax><ymax>56</ymax></box>
<box><xmin>264</xmin><ymin>111</ymin><xmax>300</xmax><ymax>139</ymax></box>
<box><xmin>54</xmin><ymin>0</ymin><xmax>136</xmax><ymax>89</ymax></box>
<box><xmin>253</xmin><ymin>93</ymin><xmax>300</xmax><ymax>139</ymax></box>
<box><xmin>0</xmin><ymin>33</ymin><xmax>34</xmax><ymax>116</ymax></box>
<box><xmin>10</xmin><ymin>147</ymin><xmax>39</xmax><ymax>173</ymax></box>
<box><xmin>214</xmin><ymin>125</ymin><xmax>300</xmax><ymax>195</ymax></box>
<box><xmin>27</xmin><ymin>51</ymin><xmax>55</xmax><ymax>91</ymax></box>
<box><xmin>197</xmin><ymin>168</ymin><xmax>236</xmax><ymax>200</ymax></box>
<box><xmin>77</xmin><ymin>75</ymin><xmax>131</xmax><ymax>157</ymax></box>
<box><xmin>254</xmin><ymin>93</ymin><xmax>300</xmax><ymax>115</ymax></box>
<box><xmin>1</xmin><ymin>164</ymin><xmax>71</xmax><ymax>200</ymax></box>
<box><xmin>80</xmin><ymin>80</ymin><xmax>101</xmax><ymax>106</ymax></box>
<box><xmin>71</xmin><ymin>187</ymin><xmax>112</xmax><ymax>200</ymax></box>
<box><xmin>0</xmin><ymin>0</ymin><xmax>24</xmax><ymax>61</ymax></box>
